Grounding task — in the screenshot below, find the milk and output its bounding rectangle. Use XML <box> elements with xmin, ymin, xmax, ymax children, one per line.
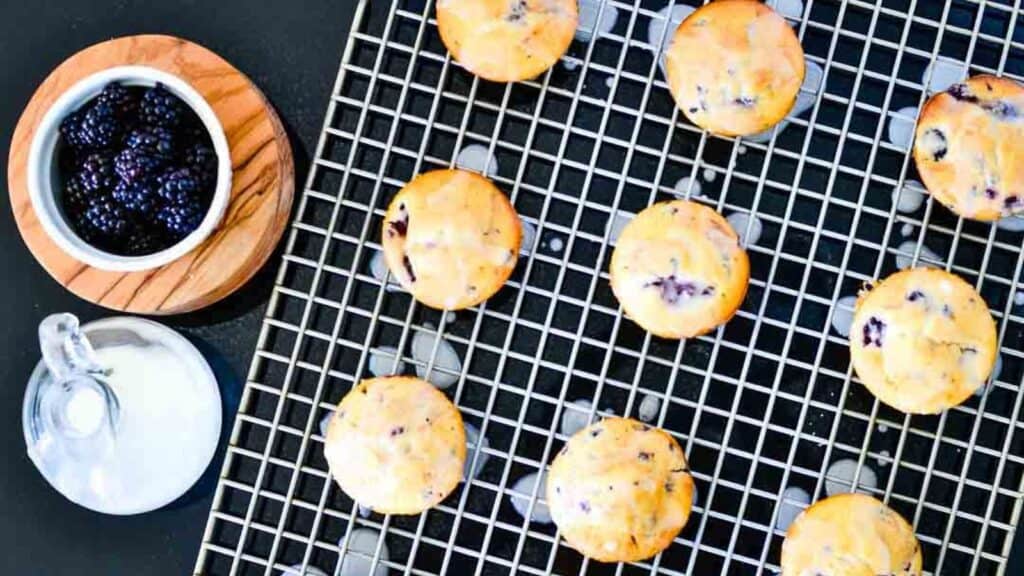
<box><xmin>25</xmin><ymin>316</ymin><xmax>221</xmax><ymax>515</ymax></box>
<box><xmin>90</xmin><ymin>344</ymin><xmax>220</xmax><ymax>511</ymax></box>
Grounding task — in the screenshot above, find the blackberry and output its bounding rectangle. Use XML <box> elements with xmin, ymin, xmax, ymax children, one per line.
<box><xmin>67</xmin><ymin>211</ymin><xmax>100</xmax><ymax>244</ymax></box>
<box><xmin>83</xmin><ymin>197</ymin><xmax>130</xmax><ymax>238</ymax></box>
<box><xmin>112</xmin><ymin>179</ymin><xmax>159</xmax><ymax>213</ymax></box>
<box><xmin>183</xmin><ymin>143</ymin><xmax>218</xmax><ymax>186</ymax></box>
<box><xmin>78</xmin><ymin>102</ymin><xmax>122</xmax><ymax>149</ymax></box>
<box><xmin>155</xmin><ymin>200</ymin><xmax>204</xmax><ymax>239</ymax></box>
<box><xmin>125</xmin><ymin>231</ymin><xmax>165</xmax><ymax>256</ymax></box>
<box><xmin>125</xmin><ymin>125</ymin><xmax>176</xmax><ymax>157</ymax></box>
<box><xmin>59</xmin><ymin>111</ymin><xmax>88</xmax><ymax>150</ymax></box>
<box><xmin>114</xmin><ymin>148</ymin><xmax>166</xmax><ymax>183</ymax></box>
<box><xmin>139</xmin><ymin>84</ymin><xmax>185</xmax><ymax>128</ymax></box>
<box><xmin>57</xmin><ymin>145</ymin><xmax>84</xmax><ymax>176</ymax></box>
<box><xmin>77</xmin><ymin>152</ymin><xmax>117</xmax><ymax>193</ymax></box>
<box><xmin>62</xmin><ymin>177</ymin><xmax>91</xmax><ymax>212</ymax></box>
<box><xmin>181</xmin><ymin>120</ymin><xmax>208</xmax><ymax>146</ymax></box>
<box><xmin>96</xmin><ymin>82</ymin><xmax>139</xmax><ymax>119</ymax></box>
<box><xmin>157</xmin><ymin>168</ymin><xmax>204</xmax><ymax>205</ymax></box>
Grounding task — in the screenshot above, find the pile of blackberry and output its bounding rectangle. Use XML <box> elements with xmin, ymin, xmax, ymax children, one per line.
<box><xmin>58</xmin><ymin>82</ymin><xmax>219</xmax><ymax>256</ymax></box>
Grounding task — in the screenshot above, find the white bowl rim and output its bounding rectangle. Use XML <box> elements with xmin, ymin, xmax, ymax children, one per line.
<box><xmin>27</xmin><ymin>65</ymin><xmax>232</xmax><ymax>272</ymax></box>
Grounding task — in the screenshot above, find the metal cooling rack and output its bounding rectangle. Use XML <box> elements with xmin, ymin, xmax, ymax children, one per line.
<box><xmin>194</xmin><ymin>1</ymin><xmax>1024</xmax><ymax>574</ymax></box>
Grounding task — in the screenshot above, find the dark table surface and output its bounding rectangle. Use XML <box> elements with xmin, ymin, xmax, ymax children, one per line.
<box><xmin>1</xmin><ymin>2</ymin><xmax>1022</xmax><ymax>575</ymax></box>
<box><xmin>0</xmin><ymin>1</ymin><xmax>355</xmax><ymax>574</ymax></box>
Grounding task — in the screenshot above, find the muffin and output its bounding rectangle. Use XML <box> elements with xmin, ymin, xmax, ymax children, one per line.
<box><xmin>848</xmin><ymin>268</ymin><xmax>997</xmax><ymax>414</ymax></box>
<box><xmin>547</xmin><ymin>418</ymin><xmax>695</xmax><ymax>562</ymax></box>
<box><xmin>609</xmin><ymin>200</ymin><xmax>749</xmax><ymax>338</ymax></box>
<box><xmin>437</xmin><ymin>0</ymin><xmax>578</xmax><ymax>82</ymax></box>
<box><xmin>665</xmin><ymin>0</ymin><xmax>805</xmax><ymax>136</ymax></box>
<box><xmin>382</xmin><ymin>169</ymin><xmax>521</xmax><ymax>310</ymax></box>
<box><xmin>323</xmin><ymin>376</ymin><xmax>466</xmax><ymax>514</ymax></box>
<box><xmin>913</xmin><ymin>74</ymin><xmax>1024</xmax><ymax>221</ymax></box>
<box><xmin>782</xmin><ymin>493</ymin><xmax>922</xmax><ymax>576</ymax></box>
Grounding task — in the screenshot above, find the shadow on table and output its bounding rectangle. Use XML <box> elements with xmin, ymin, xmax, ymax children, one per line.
<box><xmin>171</xmin><ymin>108</ymin><xmax>312</xmax><ymax>328</ymax></box>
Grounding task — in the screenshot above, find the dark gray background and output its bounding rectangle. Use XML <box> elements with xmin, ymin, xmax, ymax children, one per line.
<box><xmin>0</xmin><ymin>1</ymin><xmax>353</xmax><ymax>574</ymax></box>
<box><xmin>0</xmin><ymin>1</ymin><xmax>1021</xmax><ymax>575</ymax></box>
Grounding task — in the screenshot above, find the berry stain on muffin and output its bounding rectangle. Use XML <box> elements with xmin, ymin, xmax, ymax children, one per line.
<box><xmin>645</xmin><ymin>275</ymin><xmax>715</xmax><ymax>305</ymax></box>
<box><xmin>947</xmin><ymin>82</ymin><xmax>1021</xmax><ymax>120</ymax></box>
<box><xmin>947</xmin><ymin>82</ymin><xmax>979</xmax><ymax>103</ymax></box>
<box><xmin>505</xmin><ymin>0</ymin><xmax>528</xmax><ymax>22</ymax></box>
<box><xmin>401</xmin><ymin>254</ymin><xmax>417</xmax><ymax>283</ymax></box>
<box><xmin>861</xmin><ymin>317</ymin><xmax>886</xmax><ymax>347</ymax></box>
<box><xmin>918</xmin><ymin>128</ymin><xmax>948</xmax><ymax>161</ymax></box>
<box><xmin>386</xmin><ymin>203</ymin><xmax>409</xmax><ymax>238</ymax></box>
<box><xmin>56</xmin><ymin>81</ymin><xmax>218</xmax><ymax>256</ymax></box>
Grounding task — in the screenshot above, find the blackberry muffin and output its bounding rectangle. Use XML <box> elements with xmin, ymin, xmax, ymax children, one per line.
<box><xmin>324</xmin><ymin>376</ymin><xmax>466</xmax><ymax>515</ymax></box>
<box><xmin>913</xmin><ymin>74</ymin><xmax>1024</xmax><ymax>221</ymax></box>
<box><xmin>382</xmin><ymin>169</ymin><xmax>521</xmax><ymax>310</ymax></box>
<box><xmin>849</xmin><ymin>268</ymin><xmax>997</xmax><ymax>414</ymax></box>
<box><xmin>782</xmin><ymin>493</ymin><xmax>922</xmax><ymax>576</ymax></box>
<box><xmin>664</xmin><ymin>0</ymin><xmax>805</xmax><ymax>136</ymax></box>
<box><xmin>437</xmin><ymin>0</ymin><xmax>578</xmax><ymax>82</ymax></box>
<box><xmin>609</xmin><ymin>200</ymin><xmax>749</xmax><ymax>339</ymax></box>
<box><xmin>547</xmin><ymin>418</ymin><xmax>695</xmax><ymax>563</ymax></box>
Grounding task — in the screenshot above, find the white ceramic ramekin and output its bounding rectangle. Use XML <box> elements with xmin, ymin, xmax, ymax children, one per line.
<box><xmin>27</xmin><ymin>65</ymin><xmax>232</xmax><ymax>272</ymax></box>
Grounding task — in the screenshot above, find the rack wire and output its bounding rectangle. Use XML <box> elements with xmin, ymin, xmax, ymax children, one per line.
<box><xmin>194</xmin><ymin>1</ymin><xmax>1024</xmax><ymax>574</ymax></box>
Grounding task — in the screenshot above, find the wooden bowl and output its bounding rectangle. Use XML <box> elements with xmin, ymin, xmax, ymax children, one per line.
<box><xmin>8</xmin><ymin>35</ymin><xmax>294</xmax><ymax>314</ymax></box>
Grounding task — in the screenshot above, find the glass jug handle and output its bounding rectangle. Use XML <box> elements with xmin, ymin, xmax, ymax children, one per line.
<box><xmin>35</xmin><ymin>313</ymin><xmax>120</xmax><ymax>439</ymax></box>
<box><xmin>39</xmin><ymin>313</ymin><xmax>106</xmax><ymax>381</ymax></box>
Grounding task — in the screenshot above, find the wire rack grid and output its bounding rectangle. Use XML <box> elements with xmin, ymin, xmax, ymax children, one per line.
<box><xmin>195</xmin><ymin>1</ymin><xmax>1024</xmax><ymax>575</ymax></box>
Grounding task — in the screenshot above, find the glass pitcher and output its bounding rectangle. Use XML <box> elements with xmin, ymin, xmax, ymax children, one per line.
<box><xmin>23</xmin><ymin>313</ymin><xmax>222</xmax><ymax>515</ymax></box>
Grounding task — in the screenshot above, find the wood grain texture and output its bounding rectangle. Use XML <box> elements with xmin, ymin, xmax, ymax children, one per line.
<box><xmin>7</xmin><ymin>35</ymin><xmax>294</xmax><ymax>315</ymax></box>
